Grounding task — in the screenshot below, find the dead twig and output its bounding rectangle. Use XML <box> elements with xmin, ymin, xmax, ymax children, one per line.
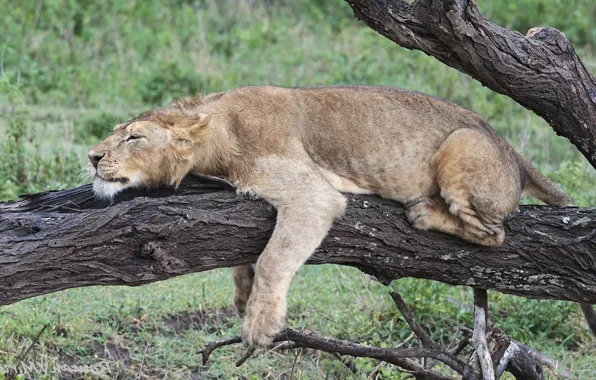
<box><xmin>367</xmin><ymin>361</ymin><xmax>387</xmax><ymax>379</ymax></box>
<box><xmin>11</xmin><ymin>323</ymin><xmax>49</xmax><ymax>380</ymax></box>
<box><xmin>138</xmin><ymin>341</ymin><xmax>150</xmax><ymax>380</ymax></box>
<box><xmin>472</xmin><ymin>289</ymin><xmax>495</xmax><ymax>380</ymax></box>
<box><xmin>496</xmin><ymin>342</ymin><xmax>519</xmax><ymax>378</ymax></box>
<box><xmin>426</xmin><ymin>333</ymin><xmax>471</xmax><ymax>370</ymax></box>
<box><xmin>269</xmin><ymin>341</ymin><xmax>302</xmax><ymax>353</ymax></box>
<box><xmin>200</xmin><ymin>335</ymin><xmax>242</xmax><ymax>365</ymax></box>
<box><xmin>515</xmin><ymin>342</ymin><xmax>576</xmax><ymax>380</ymax></box>
<box><xmin>448</xmin><ymin>297</ymin><xmax>575</xmax><ymax>379</ymax></box>
<box><xmin>16</xmin><ymin>324</ymin><xmax>48</xmax><ymax>362</ymax></box>
<box><xmin>236</xmin><ymin>347</ymin><xmax>256</xmax><ymax>367</ymax></box>
<box><xmin>201</xmin><ymin>328</ymin><xmax>461</xmax><ymax>380</ymax></box>
<box><xmin>389</xmin><ymin>290</ymin><xmax>471</xmax><ymax>377</ymax></box>
<box><xmin>507</xmin><ymin>346</ymin><xmax>545</xmax><ymax>380</ymax></box>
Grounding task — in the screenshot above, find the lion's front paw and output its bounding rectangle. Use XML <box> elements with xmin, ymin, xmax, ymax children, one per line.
<box><xmin>242</xmin><ymin>300</ymin><xmax>286</xmax><ymax>347</ymax></box>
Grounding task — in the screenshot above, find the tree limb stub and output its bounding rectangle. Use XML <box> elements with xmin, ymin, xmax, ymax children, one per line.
<box><xmin>344</xmin><ymin>0</ymin><xmax>596</xmax><ymax>168</ymax></box>
<box><xmin>1</xmin><ymin>176</ymin><xmax>595</xmax><ymax>307</ymax></box>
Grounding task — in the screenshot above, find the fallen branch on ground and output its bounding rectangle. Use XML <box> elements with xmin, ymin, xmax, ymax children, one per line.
<box><xmin>446</xmin><ymin>296</ymin><xmax>578</xmax><ymax>379</ymax></box>
<box><xmin>200</xmin><ymin>289</ymin><xmax>546</xmax><ymax>379</ymax></box>
<box><xmin>201</xmin><ymin>328</ymin><xmax>459</xmax><ymax>380</ymax></box>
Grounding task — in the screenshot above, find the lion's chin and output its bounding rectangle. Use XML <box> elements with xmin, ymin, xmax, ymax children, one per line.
<box><xmin>92</xmin><ymin>174</ymin><xmax>141</xmax><ymax>200</ymax></box>
<box><xmin>92</xmin><ymin>177</ymin><xmax>128</xmax><ymax>200</ymax></box>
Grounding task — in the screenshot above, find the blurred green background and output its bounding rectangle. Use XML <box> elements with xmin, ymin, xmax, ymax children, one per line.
<box><xmin>0</xmin><ymin>0</ymin><xmax>595</xmax><ymax>378</ymax></box>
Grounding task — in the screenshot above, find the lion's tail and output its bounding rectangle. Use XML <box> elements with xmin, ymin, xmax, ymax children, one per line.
<box><xmin>519</xmin><ymin>155</ymin><xmax>573</xmax><ymax>206</ymax></box>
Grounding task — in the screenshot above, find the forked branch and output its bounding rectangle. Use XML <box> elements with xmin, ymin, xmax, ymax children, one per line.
<box><xmin>201</xmin><ymin>289</ymin><xmax>546</xmax><ymax>379</ymax></box>
<box><xmin>201</xmin><ymin>328</ymin><xmax>458</xmax><ymax>380</ymax></box>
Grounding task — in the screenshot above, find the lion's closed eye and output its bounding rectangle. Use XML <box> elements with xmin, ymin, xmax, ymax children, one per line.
<box><xmin>126</xmin><ymin>135</ymin><xmax>145</xmax><ymax>141</ymax></box>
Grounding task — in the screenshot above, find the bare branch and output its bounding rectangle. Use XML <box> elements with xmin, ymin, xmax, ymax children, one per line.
<box><xmin>448</xmin><ymin>299</ymin><xmax>575</xmax><ymax>379</ymax></box>
<box><xmin>201</xmin><ymin>328</ymin><xmax>461</xmax><ymax>380</ymax></box>
<box><xmin>472</xmin><ymin>289</ymin><xmax>495</xmax><ymax>380</ymax></box>
<box><xmin>389</xmin><ymin>289</ymin><xmax>470</xmax><ymax>376</ymax></box>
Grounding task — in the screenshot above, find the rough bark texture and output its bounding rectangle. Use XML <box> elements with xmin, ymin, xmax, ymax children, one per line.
<box><xmin>344</xmin><ymin>0</ymin><xmax>596</xmax><ymax>168</ymax></box>
<box><xmin>1</xmin><ymin>176</ymin><xmax>595</xmax><ymax>307</ymax></box>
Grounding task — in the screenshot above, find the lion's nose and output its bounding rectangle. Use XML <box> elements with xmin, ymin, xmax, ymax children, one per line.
<box><xmin>88</xmin><ymin>152</ymin><xmax>105</xmax><ymax>169</ymax></box>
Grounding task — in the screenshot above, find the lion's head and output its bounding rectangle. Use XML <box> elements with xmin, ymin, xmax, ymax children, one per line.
<box><xmin>87</xmin><ymin>102</ymin><xmax>212</xmax><ymax>200</ymax></box>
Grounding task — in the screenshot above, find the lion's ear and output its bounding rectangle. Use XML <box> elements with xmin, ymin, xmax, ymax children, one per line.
<box><xmin>171</xmin><ymin>113</ymin><xmax>212</xmax><ymax>149</ymax></box>
<box><xmin>187</xmin><ymin>113</ymin><xmax>212</xmax><ymax>141</ymax></box>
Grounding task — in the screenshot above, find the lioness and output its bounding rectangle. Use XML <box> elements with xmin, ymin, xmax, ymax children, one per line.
<box><xmin>88</xmin><ymin>85</ymin><xmax>572</xmax><ymax>346</ymax></box>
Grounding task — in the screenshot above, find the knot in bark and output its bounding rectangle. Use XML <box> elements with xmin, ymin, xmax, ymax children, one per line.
<box><xmin>141</xmin><ymin>241</ymin><xmax>190</xmax><ymax>274</ymax></box>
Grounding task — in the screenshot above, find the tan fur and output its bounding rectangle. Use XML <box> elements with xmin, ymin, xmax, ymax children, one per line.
<box><xmin>88</xmin><ymin>85</ymin><xmax>572</xmax><ymax>346</ymax></box>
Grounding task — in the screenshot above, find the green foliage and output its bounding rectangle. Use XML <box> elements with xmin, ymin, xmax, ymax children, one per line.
<box><xmin>0</xmin><ymin>76</ymin><xmax>82</xmax><ymax>200</ymax></box>
<box><xmin>548</xmin><ymin>160</ymin><xmax>596</xmax><ymax>206</ymax></box>
<box><xmin>140</xmin><ymin>62</ymin><xmax>204</xmax><ymax>105</ymax></box>
<box><xmin>0</xmin><ymin>76</ymin><xmax>29</xmax><ymax>196</ymax></box>
<box><xmin>76</xmin><ymin>110</ymin><xmax>138</xmax><ymax>143</ymax></box>
<box><xmin>483</xmin><ymin>0</ymin><xmax>596</xmax><ymax>48</ymax></box>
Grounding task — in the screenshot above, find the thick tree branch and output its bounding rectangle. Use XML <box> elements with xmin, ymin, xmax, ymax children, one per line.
<box><xmin>344</xmin><ymin>0</ymin><xmax>596</xmax><ymax>168</ymax></box>
<box><xmin>1</xmin><ymin>176</ymin><xmax>595</xmax><ymax>307</ymax></box>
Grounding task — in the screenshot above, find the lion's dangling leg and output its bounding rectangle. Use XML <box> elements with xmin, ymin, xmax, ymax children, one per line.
<box><xmin>240</xmin><ymin>156</ymin><xmax>346</xmax><ymax>346</ymax></box>
<box><xmin>232</xmin><ymin>265</ymin><xmax>255</xmax><ymax>317</ymax></box>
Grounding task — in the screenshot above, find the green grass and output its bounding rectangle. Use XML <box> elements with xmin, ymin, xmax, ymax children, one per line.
<box><xmin>1</xmin><ymin>0</ymin><xmax>596</xmax><ymax>378</ymax></box>
<box><xmin>1</xmin><ymin>268</ymin><xmax>595</xmax><ymax>379</ymax></box>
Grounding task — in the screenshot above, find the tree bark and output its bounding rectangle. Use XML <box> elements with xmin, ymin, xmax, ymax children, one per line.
<box><xmin>344</xmin><ymin>0</ymin><xmax>596</xmax><ymax>168</ymax></box>
<box><xmin>1</xmin><ymin>176</ymin><xmax>595</xmax><ymax>307</ymax></box>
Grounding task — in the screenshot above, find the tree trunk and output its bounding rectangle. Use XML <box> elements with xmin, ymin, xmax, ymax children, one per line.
<box><xmin>1</xmin><ymin>176</ymin><xmax>595</xmax><ymax>306</ymax></box>
<box><xmin>344</xmin><ymin>0</ymin><xmax>596</xmax><ymax>168</ymax></box>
